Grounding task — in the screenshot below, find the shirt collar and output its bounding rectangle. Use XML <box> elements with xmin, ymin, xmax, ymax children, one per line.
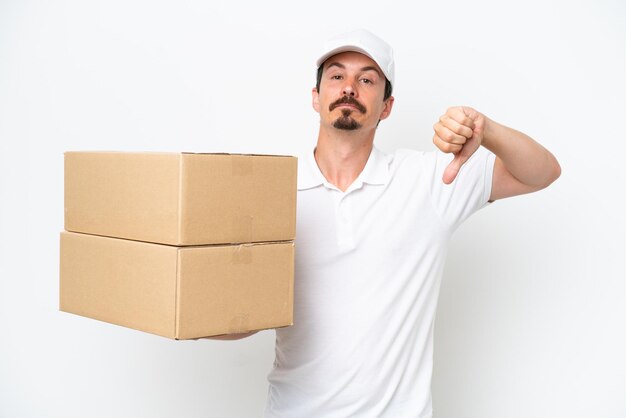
<box><xmin>297</xmin><ymin>146</ymin><xmax>391</xmax><ymax>191</ymax></box>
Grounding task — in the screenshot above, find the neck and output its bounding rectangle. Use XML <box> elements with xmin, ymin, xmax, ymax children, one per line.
<box><xmin>314</xmin><ymin>125</ymin><xmax>375</xmax><ymax>192</ymax></box>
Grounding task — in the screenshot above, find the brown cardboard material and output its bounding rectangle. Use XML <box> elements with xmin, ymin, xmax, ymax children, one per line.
<box><xmin>59</xmin><ymin>231</ymin><xmax>294</xmax><ymax>340</ymax></box>
<box><xmin>64</xmin><ymin>152</ymin><xmax>297</xmax><ymax>246</ymax></box>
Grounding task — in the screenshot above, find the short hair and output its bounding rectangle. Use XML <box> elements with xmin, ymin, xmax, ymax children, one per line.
<box><xmin>316</xmin><ymin>65</ymin><xmax>393</xmax><ymax>101</ymax></box>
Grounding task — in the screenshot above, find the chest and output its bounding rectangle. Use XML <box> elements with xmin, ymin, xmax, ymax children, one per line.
<box><xmin>295</xmin><ymin>179</ymin><xmax>448</xmax><ymax>269</ymax></box>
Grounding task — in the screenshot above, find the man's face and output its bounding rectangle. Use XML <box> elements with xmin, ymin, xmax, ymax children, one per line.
<box><xmin>313</xmin><ymin>51</ymin><xmax>393</xmax><ymax>132</ymax></box>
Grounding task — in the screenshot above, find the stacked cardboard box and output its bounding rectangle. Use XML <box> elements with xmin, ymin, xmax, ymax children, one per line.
<box><xmin>60</xmin><ymin>152</ymin><xmax>297</xmax><ymax>340</ymax></box>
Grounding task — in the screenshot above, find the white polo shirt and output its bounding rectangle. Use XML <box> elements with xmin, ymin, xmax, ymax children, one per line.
<box><xmin>265</xmin><ymin>146</ymin><xmax>495</xmax><ymax>418</ymax></box>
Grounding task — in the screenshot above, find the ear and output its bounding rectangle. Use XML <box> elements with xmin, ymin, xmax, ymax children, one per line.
<box><xmin>312</xmin><ymin>87</ymin><xmax>320</xmax><ymax>113</ymax></box>
<box><xmin>379</xmin><ymin>96</ymin><xmax>395</xmax><ymax>121</ymax></box>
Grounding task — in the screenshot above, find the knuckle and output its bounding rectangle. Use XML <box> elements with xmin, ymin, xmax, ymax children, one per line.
<box><xmin>444</xmin><ymin>143</ymin><xmax>456</xmax><ymax>153</ymax></box>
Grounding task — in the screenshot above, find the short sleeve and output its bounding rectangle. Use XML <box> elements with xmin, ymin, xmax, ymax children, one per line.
<box><xmin>426</xmin><ymin>147</ymin><xmax>496</xmax><ymax>231</ymax></box>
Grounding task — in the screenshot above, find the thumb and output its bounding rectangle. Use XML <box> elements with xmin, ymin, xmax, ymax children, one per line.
<box><xmin>442</xmin><ymin>153</ymin><xmax>469</xmax><ymax>184</ymax></box>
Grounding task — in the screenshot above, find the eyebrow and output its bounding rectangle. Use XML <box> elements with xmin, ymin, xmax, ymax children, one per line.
<box><xmin>325</xmin><ymin>62</ymin><xmax>382</xmax><ymax>77</ymax></box>
<box><xmin>359</xmin><ymin>66</ymin><xmax>382</xmax><ymax>77</ymax></box>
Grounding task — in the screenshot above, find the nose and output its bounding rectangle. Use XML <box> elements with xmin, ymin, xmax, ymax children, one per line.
<box><xmin>342</xmin><ymin>82</ymin><xmax>357</xmax><ymax>97</ymax></box>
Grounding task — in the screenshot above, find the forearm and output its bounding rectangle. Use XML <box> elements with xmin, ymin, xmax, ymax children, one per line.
<box><xmin>481</xmin><ymin>117</ymin><xmax>561</xmax><ymax>188</ymax></box>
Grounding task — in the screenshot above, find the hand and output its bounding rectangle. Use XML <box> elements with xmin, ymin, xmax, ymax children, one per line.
<box><xmin>432</xmin><ymin>106</ymin><xmax>486</xmax><ymax>184</ymax></box>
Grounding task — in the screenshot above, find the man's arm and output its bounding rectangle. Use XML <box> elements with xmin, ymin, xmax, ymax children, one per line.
<box><xmin>483</xmin><ymin>119</ymin><xmax>561</xmax><ymax>201</ymax></box>
<box><xmin>432</xmin><ymin>106</ymin><xmax>561</xmax><ymax>200</ymax></box>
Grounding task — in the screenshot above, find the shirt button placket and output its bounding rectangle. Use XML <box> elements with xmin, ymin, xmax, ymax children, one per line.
<box><xmin>337</xmin><ymin>195</ymin><xmax>355</xmax><ymax>251</ymax></box>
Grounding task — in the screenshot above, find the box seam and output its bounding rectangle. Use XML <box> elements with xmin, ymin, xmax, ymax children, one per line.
<box><xmin>181</xmin><ymin>152</ymin><xmax>293</xmax><ymax>158</ymax></box>
<box><xmin>177</xmin><ymin>154</ymin><xmax>184</xmax><ymax>245</ymax></box>
<box><xmin>175</xmin><ymin>248</ymin><xmax>181</xmax><ymax>339</ymax></box>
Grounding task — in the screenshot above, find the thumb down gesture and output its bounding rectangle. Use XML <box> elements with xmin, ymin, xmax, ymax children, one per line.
<box><xmin>432</xmin><ymin>106</ymin><xmax>485</xmax><ymax>184</ymax></box>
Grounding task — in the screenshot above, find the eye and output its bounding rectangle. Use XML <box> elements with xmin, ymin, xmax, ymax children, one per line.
<box><xmin>331</xmin><ymin>75</ymin><xmax>343</xmax><ymax>80</ymax></box>
<box><xmin>360</xmin><ymin>78</ymin><xmax>373</xmax><ymax>84</ymax></box>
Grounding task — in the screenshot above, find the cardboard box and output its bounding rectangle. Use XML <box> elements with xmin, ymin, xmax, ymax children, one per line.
<box><xmin>59</xmin><ymin>231</ymin><xmax>294</xmax><ymax>339</ymax></box>
<box><xmin>64</xmin><ymin>152</ymin><xmax>297</xmax><ymax>246</ymax></box>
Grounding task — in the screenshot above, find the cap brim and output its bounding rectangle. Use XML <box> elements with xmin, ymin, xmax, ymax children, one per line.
<box><xmin>316</xmin><ymin>46</ymin><xmax>375</xmax><ymax>68</ymax></box>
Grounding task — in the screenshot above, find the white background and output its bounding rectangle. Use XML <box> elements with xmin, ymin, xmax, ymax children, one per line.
<box><xmin>1</xmin><ymin>0</ymin><xmax>625</xmax><ymax>417</ymax></box>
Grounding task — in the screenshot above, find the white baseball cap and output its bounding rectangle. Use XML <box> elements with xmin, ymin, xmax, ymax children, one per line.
<box><xmin>316</xmin><ymin>29</ymin><xmax>395</xmax><ymax>88</ymax></box>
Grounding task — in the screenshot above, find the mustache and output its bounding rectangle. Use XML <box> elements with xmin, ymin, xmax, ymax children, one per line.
<box><xmin>329</xmin><ymin>96</ymin><xmax>367</xmax><ymax>113</ymax></box>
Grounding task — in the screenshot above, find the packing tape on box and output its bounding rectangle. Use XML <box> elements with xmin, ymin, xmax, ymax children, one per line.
<box><xmin>233</xmin><ymin>215</ymin><xmax>254</xmax><ymax>243</ymax></box>
<box><xmin>232</xmin><ymin>244</ymin><xmax>253</xmax><ymax>264</ymax></box>
<box><xmin>231</xmin><ymin>155</ymin><xmax>254</xmax><ymax>176</ymax></box>
<box><xmin>228</xmin><ymin>313</ymin><xmax>251</xmax><ymax>333</ymax></box>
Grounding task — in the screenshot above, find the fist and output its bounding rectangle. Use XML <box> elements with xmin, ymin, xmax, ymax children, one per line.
<box><xmin>432</xmin><ymin>106</ymin><xmax>485</xmax><ymax>184</ymax></box>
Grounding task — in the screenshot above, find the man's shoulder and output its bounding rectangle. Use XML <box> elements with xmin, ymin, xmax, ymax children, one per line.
<box><xmin>385</xmin><ymin>147</ymin><xmax>441</xmax><ymax>161</ymax></box>
<box><xmin>385</xmin><ymin>148</ymin><xmax>439</xmax><ymax>173</ymax></box>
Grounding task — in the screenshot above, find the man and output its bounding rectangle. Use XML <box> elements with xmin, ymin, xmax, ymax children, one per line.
<box><xmin>222</xmin><ymin>29</ymin><xmax>560</xmax><ymax>417</ymax></box>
